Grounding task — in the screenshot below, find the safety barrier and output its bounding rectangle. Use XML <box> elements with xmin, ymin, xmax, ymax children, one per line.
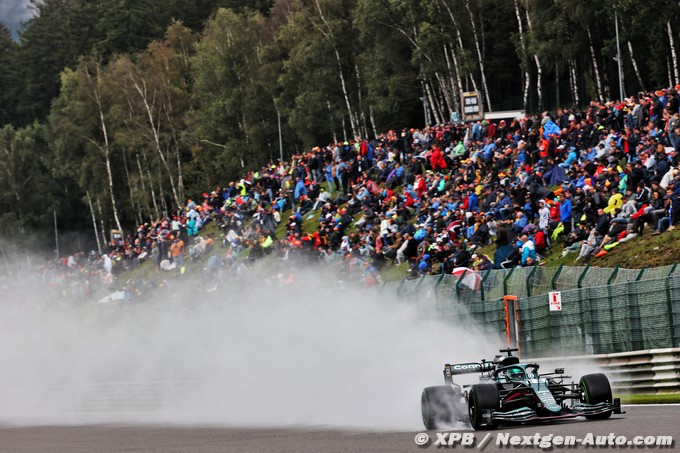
<box><xmin>399</xmin><ymin>263</ymin><xmax>680</xmax><ymax>303</ymax></box>
<box><xmin>534</xmin><ymin>348</ymin><xmax>680</xmax><ymax>394</ymax></box>
<box><xmin>385</xmin><ymin>264</ymin><xmax>680</xmax><ymax>356</ymax></box>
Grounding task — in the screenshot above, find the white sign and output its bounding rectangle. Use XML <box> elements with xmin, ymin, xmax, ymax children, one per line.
<box><xmin>549</xmin><ymin>291</ymin><xmax>562</xmax><ymax>311</ymax></box>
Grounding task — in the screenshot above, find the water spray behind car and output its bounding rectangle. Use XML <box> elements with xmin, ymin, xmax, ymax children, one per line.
<box><xmin>0</xmin><ymin>263</ymin><xmax>499</xmax><ymax>430</ymax></box>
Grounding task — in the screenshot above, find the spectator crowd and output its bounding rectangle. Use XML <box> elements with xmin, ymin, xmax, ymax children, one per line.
<box><xmin>40</xmin><ymin>86</ymin><xmax>680</xmax><ymax>299</ymax></box>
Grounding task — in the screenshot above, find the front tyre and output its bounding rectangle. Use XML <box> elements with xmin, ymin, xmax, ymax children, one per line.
<box><xmin>468</xmin><ymin>384</ymin><xmax>500</xmax><ymax>430</ymax></box>
<box><xmin>580</xmin><ymin>373</ymin><xmax>613</xmax><ymax>420</ymax></box>
<box><xmin>421</xmin><ymin>386</ymin><xmax>458</xmax><ymax>429</ymax></box>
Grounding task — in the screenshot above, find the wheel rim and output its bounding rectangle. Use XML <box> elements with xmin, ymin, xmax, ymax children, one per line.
<box><xmin>581</xmin><ymin>383</ymin><xmax>589</xmax><ymax>403</ymax></box>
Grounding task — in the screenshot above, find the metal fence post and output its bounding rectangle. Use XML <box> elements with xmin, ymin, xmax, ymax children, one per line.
<box><xmin>627</xmin><ymin>280</ymin><xmax>644</xmax><ymax>351</ymax></box>
<box><xmin>434</xmin><ymin>272</ymin><xmax>446</xmax><ymax>304</ymax></box>
<box><xmin>666</xmin><ymin>265</ymin><xmax>678</xmax><ymax>346</ymax></box>
<box><xmin>551</xmin><ymin>264</ymin><xmax>564</xmax><ymax>290</ymax></box>
<box><xmin>577</xmin><ymin>265</ymin><xmax>590</xmax><ymax>289</ymax></box>
<box><xmin>455</xmin><ymin>270</ymin><xmax>467</xmax><ymax>299</ymax></box>
<box><xmin>503</xmin><ymin>266</ymin><xmax>516</xmax><ymax>296</ymax></box>
<box><xmin>635</xmin><ymin>268</ymin><xmax>646</xmax><ymax>281</ymax></box>
<box><xmin>607</xmin><ymin>266</ymin><xmax>620</xmax><ymax>285</ymax></box>
<box><xmin>606</xmin><ymin>266</ymin><xmax>619</xmax><ymax>351</ymax></box>
<box><xmin>526</xmin><ymin>266</ymin><xmax>538</xmax><ymax>297</ymax></box>
<box><xmin>480</xmin><ymin>270</ymin><xmax>492</xmax><ymax>302</ymax></box>
<box><xmin>579</xmin><ymin>287</ymin><xmax>591</xmax><ymax>355</ymax></box>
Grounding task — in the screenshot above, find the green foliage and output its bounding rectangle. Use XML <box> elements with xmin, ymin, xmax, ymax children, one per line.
<box><xmin>0</xmin><ymin>123</ymin><xmax>63</xmax><ymax>242</ymax></box>
<box><xmin>191</xmin><ymin>9</ymin><xmax>280</xmax><ymax>184</ymax></box>
<box><xmin>0</xmin><ymin>24</ymin><xmax>18</xmax><ymax>125</ymax></box>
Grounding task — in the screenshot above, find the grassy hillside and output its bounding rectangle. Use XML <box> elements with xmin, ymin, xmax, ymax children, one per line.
<box><xmin>538</xmin><ymin>228</ymin><xmax>680</xmax><ymax>269</ymax></box>
<box><xmin>120</xmin><ymin>211</ymin><xmax>680</xmax><ymax>287</ymax></box>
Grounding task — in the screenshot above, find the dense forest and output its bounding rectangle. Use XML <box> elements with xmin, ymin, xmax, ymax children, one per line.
<box><xmin>1</xmin><ymin>0</ymin><xmax>680</xmax><ymax>253</ymax></box>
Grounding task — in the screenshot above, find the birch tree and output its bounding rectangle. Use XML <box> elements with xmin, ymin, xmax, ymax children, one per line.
<box><xmin>668</xmin><ymin>21</ymin><xmax>679</xmax><ymax>87</ymax></box>
<box><xmin>309</xmin><ymin>0</ymin><xmax>359</xmax><ymax>139</ymax></box>
<box><xmin>524</xmin><ymin>5</ymin><xmax>543</xmax><ymax>111</ymax></box>
<box><xmin>463</xmin><ymin>0</ymin><xmax>492</xmax><ymax>111</ymax></box>
<box><xmin>514</xmin><ymin>0</ymin><xmax>530</xmax><ymax>112</ymax></box>
<box><xmin>49</xmin><ymin>58</ymin><xmax>124</xmax><ymax>235</ymax></box>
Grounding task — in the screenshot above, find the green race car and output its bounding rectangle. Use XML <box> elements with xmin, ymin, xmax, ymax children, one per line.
<box><xmin>421</xmin><ymin>348</ymin><xmax>624</xmax><ymax>430</ymax></box>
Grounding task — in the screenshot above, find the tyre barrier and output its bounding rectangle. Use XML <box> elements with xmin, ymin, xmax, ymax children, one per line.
<box><xmin>533</xmin><ymin>348</ymin><xmax>680</xmax><ymax>394</ymax></box>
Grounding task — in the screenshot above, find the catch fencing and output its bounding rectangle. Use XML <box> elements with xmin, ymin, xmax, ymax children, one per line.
<box><xmin>384</xmin><ymin>264</ymin><xmax>680</xmax><ymax>357</ymax></box>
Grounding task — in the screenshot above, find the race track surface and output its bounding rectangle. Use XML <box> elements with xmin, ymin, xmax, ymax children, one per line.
<box><xmin>0</xmin><ymin>406</ymin><xmax>677</xmax><ymax>452</ymax></box>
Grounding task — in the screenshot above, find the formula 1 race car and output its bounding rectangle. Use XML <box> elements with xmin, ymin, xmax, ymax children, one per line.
<box><xmin>421</xmin><ymin>348</ymin><xmax>624</xmax><ymax>430</ymax></box>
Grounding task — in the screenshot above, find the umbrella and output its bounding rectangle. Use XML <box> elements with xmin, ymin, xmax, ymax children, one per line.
<box><xmin>451</xmin><ymin>267</ymin><xmax>482</xmax><ymax>291</ymax></box>
<box><xmin>97</xmin><ymin>291</ymin><xmax>125</xmax><ymax>304</ymax></box>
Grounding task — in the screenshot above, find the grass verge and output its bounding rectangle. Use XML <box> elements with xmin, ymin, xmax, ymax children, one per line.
<box><xmin>616</xmin><ymin>393</ymin><xmax>680</xmax><ymax>404</ymax></box>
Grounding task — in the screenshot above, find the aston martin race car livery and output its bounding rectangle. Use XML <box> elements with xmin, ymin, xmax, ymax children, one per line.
<box><xmin>421</xmin><ymin>348</ymin><xmax>624</xmax><ymax>430</ymax></box>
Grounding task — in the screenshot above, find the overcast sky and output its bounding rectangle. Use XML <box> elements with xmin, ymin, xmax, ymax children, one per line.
<box><xmin>0</xmin><ymin>0</ymin><xmax>36</xmax><ymax>39</ymax></box>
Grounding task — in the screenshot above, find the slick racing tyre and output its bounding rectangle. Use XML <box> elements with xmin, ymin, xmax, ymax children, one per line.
<box><xmin>580</xmin><ymin>373</ymin><xmax>613</xmax><ymax>419</ymax></box>
<box><xmin>421</xmin><ymin>386</ymin><xmax>460</xmax><ymax>430</ymax></box>
<box><xmin>468</xmin><ymin>384</ymin><xmax>500</xmax><ymax>430</ymax></box>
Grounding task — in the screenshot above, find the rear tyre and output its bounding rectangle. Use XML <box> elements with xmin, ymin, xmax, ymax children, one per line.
<box><xmin>421</xmin><ymin>386</ymin><xmax>459</xmax><ymax>430</ymax></box>
<box><xmin>580</xmin><ymin>373</ymin><xmax>613</xmax><ymax>420</ymax></box>
<box><xmin>468</xmin><ymin>384</ymin><xmax>500</xmax><ymax>430</ymax></box>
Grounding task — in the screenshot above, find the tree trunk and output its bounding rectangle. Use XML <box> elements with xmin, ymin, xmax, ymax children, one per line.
<box><xmin>627</xmin><ymin>40</ymin><xmax>646</xmax><ymax>92</ymax></box>
<box><xmin>668</xmin><ymin>21</ymin><xmax>679</xmax><ymax>86</ymax></box>
<box><xmin>534</xmin><ymin>54</ymin><xmax>543</xmax><ymax>111</ymax></box>
<box><xmin>524</xmin><ymin>7</ymin><xmax>543</xmax><ymax>111</ymax></box>
<box><xmin>129</xmin><ymin>76</ymin><xmax>181</xmax><ymax>209</ymax></box>
<box><xmin>514</xmin><ymin>0</ymin><xmax>530</xmax><ymax>112</ymax></box>
<box><xmin>570</xmin><ymin>59</ymin><xmax>580</xmax><ymax>106</ymax></box>
<box><xmin>443</xmin><ymin>43</ymin><xmax>461</xmax><ymax>116</ymax></box>
<box><xmin>96</xmin><ymin>198</ymin><xmax>108</xmax><ymax>249</ymax></box>
<box><xmin>86</xmin><ymin>190</ymin><xmax>102</xmax><ymax>255</ymax></box>
<box><xmin>158</xmin><ymin>164</ymin><xmax>168</xmax><ymax>216</ymax></box>
<box><xmin>421</xmin><ymin>80</ymin><xmax>431</xmax><ymax>126</ymax></box>
<box><xmin>335</xmin><ymin>49</ymin><xmax>357</xmax><ymax>138</ymax></box>
<box><xmin>369</xmin><ymin>105</ymin><xmax>378</xmax><ymax>139</ymax></box>
<box><xmin>586</xmin><ymin>27</ymin><xmax>604</xmax><ymax>102</ymax></box>
<box><xmin>89</xmin><ymin>66</ymin><xmax>124</xmax><ymax>236</ymax></box>
<box><xmin>121</xmin><ymin>149</ymin><xmax>142</xmax><ymax>226</ymax></box>
<box><xmin>426</xmin><ymin>79</ymin><xmax>443</xmax><ymax>124</ymax></box>
<box><xmin>464</xmin><ymin>0</ymin><xmax>492</xmax><ymax>111</ymax></box>
<box><xmin>568</xmin><ymin>61</ymin><xmax>575</xmax><ymax>106</ymax></box>
<box><xmin>446</xmin><ymin>4</ymin><xmax>479</xmax><ymax>93</ymax></box>
<box><xmin>434</xmin><ymin>69</ymin><xmax>454</xmax><ymax>121</ymax></box>
<box><xmin>439</xmin><ymin>1</ymin><xmax>465</xmax><ymax>113</ymax></box>
<box><xmin>342</xmin><ymin>117</ymin><xmax>348</xmax><ymax>143</ymax></box>
<box><xmin>555</xmin><ymin>70</ymin><xmax>560</xmax><ymax>108</ymax></box>
<box><xmin>669</xmin><ymin>55</ymin><xmax>674</xmax><ymax>88</ymax></box>
<box><xmin>354</xmin><ymin>63</ymin><xmax>368</xmax><ymax>138</ymax></box>
<box><xmin>313</xmin><ymin>0</ymin><xmax>358</xmax><ymax>138</ymax></box>
<box><xmin>327</xmin><ymin>100</ymin><xmax>338</xmax><ymax>143</ymax></box>
<box><xmin>165</xmin><ymin>114</ymin><xmax>184</xmax><ymax>204</ymax></box>
<box><xmin>149</xmin><ymin>167</ymin><xmax>162</xmax><ymax>217</ymax></box>
<box><xmin>138</xmin><ymin>152</ymin><xmax>159</xmax><ymax>220</ymax></box>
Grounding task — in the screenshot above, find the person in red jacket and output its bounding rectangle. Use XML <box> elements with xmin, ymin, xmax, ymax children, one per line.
<box><xmin>414</xmin><ymin>174</ymin><xmax>427</xmax><ymax>198</ymax></box>
<box><xmin>430</xmin><ymin>146</ymin><xmax>447</xmax><ymax>171</ymax></box>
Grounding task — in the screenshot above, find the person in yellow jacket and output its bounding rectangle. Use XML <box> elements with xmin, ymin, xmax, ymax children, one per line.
<box><xmin>603</xmin><ymin>191</ymin><xmax>623</xmax><ymax>215</ymax></box>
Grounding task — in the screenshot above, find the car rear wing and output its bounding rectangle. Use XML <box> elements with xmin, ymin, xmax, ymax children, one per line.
<box><xmin>445</xmin><ymin>362</ymin><xmax>496</xmax><ymax>376</ymax></box>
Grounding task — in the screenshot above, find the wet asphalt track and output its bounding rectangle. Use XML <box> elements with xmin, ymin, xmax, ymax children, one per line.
<box><xmin>0</xmin><ymin>406</ymin><xmax>678</xmax><ymax>452</ymax></box>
